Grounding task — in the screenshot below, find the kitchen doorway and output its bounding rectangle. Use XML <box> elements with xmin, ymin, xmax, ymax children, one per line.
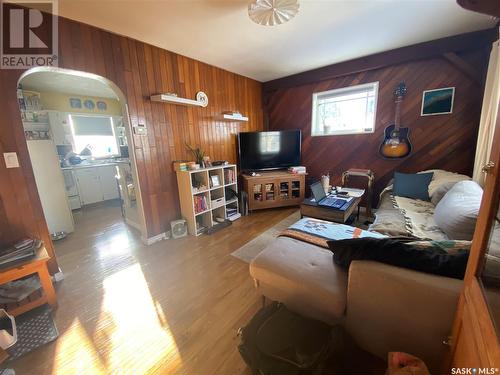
<box><xmin>17</xmin><ymin>67</ymin><xmax>146</xmax><ymax>248</ymax></box>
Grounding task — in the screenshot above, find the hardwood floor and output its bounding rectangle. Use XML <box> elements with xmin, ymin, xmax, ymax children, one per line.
<box><xmin>10</xmin><ymin>202</ymin><xmax>297</xmax><ymax>374</ymax></box>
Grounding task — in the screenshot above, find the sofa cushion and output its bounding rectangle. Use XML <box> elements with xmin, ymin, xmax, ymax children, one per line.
<box><xmin>393</xmin><ymin>172</ymin><xmax>434</xmax><ymax>201</ymax></box>
<box><xmin>434</xmin><ymin>180</ymin><xmax>483</xmax><ymax>240</ymax></box>
<box><xmin>345</xmin><ymin>261</ymin><xmax>462</xmax><ymax>374</ymax></box>
<box><xmin>249</xmin><ymin>237</ymin><xmax>348</xmax><ymax>324</ymax></box>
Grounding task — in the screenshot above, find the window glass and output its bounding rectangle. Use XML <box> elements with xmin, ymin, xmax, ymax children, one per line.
<box><xmin>312</xmin><ymin>82</ymin><xmax>378</xmax><ymax>136</ymax></box>
<box><xmin>70</xmin><ymin>115</ymin><xmax>118</xmax><ymax>157</ymax></box>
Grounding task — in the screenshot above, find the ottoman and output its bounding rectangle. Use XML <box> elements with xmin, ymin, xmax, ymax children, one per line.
<box><xmin>249</xmin><ymin>236</ymin><xmax>348</xmax><ymax>325</ymax></box>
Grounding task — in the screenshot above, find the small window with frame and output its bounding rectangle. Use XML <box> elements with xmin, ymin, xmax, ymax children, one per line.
<box><xmin>69</xmin><ymin>114</ymin><xmax>119</xmax><ymax>157</ymax></box>
<box><xmin>311</xmin><ymin>82</ymin><xmax>379</xmax><ymax>136</ymax></box>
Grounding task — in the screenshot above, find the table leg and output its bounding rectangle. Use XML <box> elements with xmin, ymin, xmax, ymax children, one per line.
<box><xmin>38</xmin><ymin>266</ymin><xmax>57</xmax><ymax>307</ymax></box>
<box><xmin>367</xmin><ymin>174</ymin><xmax>374</xmax><ymax>218</ymax></box>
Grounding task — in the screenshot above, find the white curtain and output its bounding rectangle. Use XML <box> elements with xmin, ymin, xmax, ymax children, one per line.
<box><xmin>473</xmin><ymin>36</ymin><xmax>500</xmax><ymax>186</ymax></box>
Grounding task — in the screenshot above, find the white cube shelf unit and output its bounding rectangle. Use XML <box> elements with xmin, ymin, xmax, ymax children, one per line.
<box><xmin>176</xmin><ymin>164</ymin><xmax>239</xmax><ymax>236</ymax></box>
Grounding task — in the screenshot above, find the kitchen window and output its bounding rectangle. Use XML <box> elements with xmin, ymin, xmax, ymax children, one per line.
<box><xmin>311</xmin><ymin>82</ymin><xmax>379</xmax><ymax>136</ymax></box>
<box><xmin>69</xmin><ymin>114</ymin><xmax>119</xmax><ymax>157</ymax></box>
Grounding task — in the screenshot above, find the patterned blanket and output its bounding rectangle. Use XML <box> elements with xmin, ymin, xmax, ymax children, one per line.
<box><xmin>280</xmin><ymin>218</ymin><xmax>386</xmax><ymax>249</ymax></box>
<box><xmin>390</xmin><ymin>195</ymin><xmax>448</xmax><ymax>240</ymax></box>
<box><xmin>371</xmin><ymin>169</ymin><xmax>471</xmax><ymax>240</ymax></box>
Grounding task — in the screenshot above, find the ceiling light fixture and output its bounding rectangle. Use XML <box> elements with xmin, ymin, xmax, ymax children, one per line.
<box><xmin>248</xmin><ymin>0</ymin><xmax>300</xmax><ymax>26</ymax></box>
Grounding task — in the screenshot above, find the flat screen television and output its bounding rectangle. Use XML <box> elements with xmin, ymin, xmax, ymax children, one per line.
<box><xmin>238</xmin><ymin>130</ymin><xmax>301</xmax><ymax>171</ymax></box>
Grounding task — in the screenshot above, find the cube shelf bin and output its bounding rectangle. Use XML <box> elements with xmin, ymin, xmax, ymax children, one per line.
<box><xmin>176</xmin><ymin>164</ymin><xmax>239</xmax><ymax>236</ymax></box>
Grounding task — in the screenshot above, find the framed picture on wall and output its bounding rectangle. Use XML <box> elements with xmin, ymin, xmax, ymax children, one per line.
<box><xmin>421</xmin><ymin>87</ymin><xmax>455</xmax><ymax>116</ymax></box>
<box><xmin>69</xmin><ymin>98</ymin><xmax>82</xmax><ymax>109</ymax></box>
<box><xmin>83</xmin><ymin>99</ymin><xmax>95</xmax><ymax>110</ymax></box>
<box><xmin>96</xmin><ymin>101</ymin><xmax>107</xmax><ymax>111</ymax></box>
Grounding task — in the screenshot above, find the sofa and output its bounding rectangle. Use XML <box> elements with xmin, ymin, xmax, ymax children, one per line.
<box><xmin>369</xmin><ymin>169</ymin><xmax>477</xmax><ymax>240</ymax></box>
<box><xmin>249</xmin><ymin>170</ymin><xmax>481</xmax><ymax>373</ymax></box>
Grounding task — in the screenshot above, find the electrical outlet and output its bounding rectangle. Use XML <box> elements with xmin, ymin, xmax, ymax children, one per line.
<box><xmin>3</xmin><ymin>152</ymin><xmax>19</xmax><ymax>168</ymax></box>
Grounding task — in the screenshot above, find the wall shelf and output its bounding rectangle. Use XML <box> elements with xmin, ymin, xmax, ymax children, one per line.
<box><xmin>221</xmin><ymin>112</ymin><xmax>248</xmax><ymax>122</ymax></box>
<box><xmin>150</xmin><ymin>91</ymin><xmax>208</xmax><ymax>108</ymax></box>
<box><xmin>22</xmin><ymin>121</ymin><xmax>50</xmax><ymax>131</ymax></box>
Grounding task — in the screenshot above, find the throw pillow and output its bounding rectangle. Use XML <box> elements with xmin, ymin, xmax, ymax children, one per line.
<box><xmin>418</xmin><ymin>169</ymin><xmax>471</xmax><ymax>198</ymax></box>
<box><xmin>430</xmin><ymin>181</ymin><xmax>458</xmax><ymax>206</ymax></box>
<box><xmin>393</xmin><ymin>172</ymin><xmax>434</xmax><ymax>201</ymax></box>
<box><xmin>434</xmin><ymin>180</ymin><xmax>483</xmax><ymax>240</ymax></box>
<box><xmin>327</xmin><ymin>237</ymin><xmax>468</xmax><ymax>279</ymax></box>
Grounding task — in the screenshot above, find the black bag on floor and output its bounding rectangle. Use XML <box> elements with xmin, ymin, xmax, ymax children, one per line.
<box><xmin>238</xmin><ymin>302</ymin><xmax>334</xmax><ymax>375</ymax></box>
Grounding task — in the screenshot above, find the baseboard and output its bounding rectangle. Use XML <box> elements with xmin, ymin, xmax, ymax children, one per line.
<box><xmin>142</xmin><ymin>232</ymin><xmax>168</xmax><ymax>245</ymax></box>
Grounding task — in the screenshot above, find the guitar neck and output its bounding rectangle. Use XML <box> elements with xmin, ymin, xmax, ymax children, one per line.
<box><xmin>394</xmin><ymin>99</ymin><xmax>402</xmax><ymax>131</ymax></box>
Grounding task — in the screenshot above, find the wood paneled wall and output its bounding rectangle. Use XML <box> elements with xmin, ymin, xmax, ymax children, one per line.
<box><xmin>265</xmin><ymin>46</ymin><xmax>491</xmax><ymax>205</ymax></box>
<box><xmin>0</xmin><ymin>16</ymin><xmax>263</xmax><ymax>272</ymax></box>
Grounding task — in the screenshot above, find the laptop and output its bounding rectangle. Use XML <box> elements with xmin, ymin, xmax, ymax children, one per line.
<box><xmin>310</xmin><ymin>182</ymin><xmax>350</xmax><ymax>210</ymax></box>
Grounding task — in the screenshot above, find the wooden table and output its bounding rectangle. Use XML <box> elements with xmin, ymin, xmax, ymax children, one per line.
<box><xmin>0</xmin><ymin>246</ymin><xmax>57</xmax><ymax>316</ymax></box>
<box><xmin>242</xmin><ymin>171</ymin><xmax>306</xmax><ymax>212</ymax></box>
<box><xmin>300</xmin><ymin>196</ymin><xmax>362</xmax><ymax>223</ymax></box>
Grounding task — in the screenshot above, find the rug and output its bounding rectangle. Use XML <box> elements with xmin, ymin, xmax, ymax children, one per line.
<box><xmin>231</xmin><ymin>211</ymin><xmax>301</xmax><ymax>263</ymax></box>
<box><xmin>7</xmin><ymin>305</ymin><xmax>58</xmax><ymax>361</ymax></box>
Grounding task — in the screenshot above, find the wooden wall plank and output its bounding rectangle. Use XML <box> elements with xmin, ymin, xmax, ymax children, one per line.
<box><xmin>265</xmin><ymin>49</ymin><xmax>489</xmax><ymax>205</ymax></box>
<box><xmin>0</xmin><ymin>15</ymin><xmax>263</xmax><ymax>272</ymax></box>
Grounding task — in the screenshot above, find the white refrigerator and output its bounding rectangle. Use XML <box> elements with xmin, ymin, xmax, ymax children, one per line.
<box><xmin>27</xmin><ymin>140</ymin><xmax>75</xmax><ymax>235</ymax></box>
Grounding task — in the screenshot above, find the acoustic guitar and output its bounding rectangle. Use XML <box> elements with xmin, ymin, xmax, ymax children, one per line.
<box><xmin>379</xmin><ymin>82</ymin><xmax>412</xmax><ymax>159</ymax></box>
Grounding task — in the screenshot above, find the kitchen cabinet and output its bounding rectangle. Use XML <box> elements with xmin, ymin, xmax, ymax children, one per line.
<box><xmin>74</xmin><ymin>165</ymin><xmax>119</xmax><ymax>205</ymax></box>
<box><xmin>75</xmin><ymin>168</ymin><xmax>102</xmax><ymax>205</ymax></box>
<box><xmin>97</xmin><ymin>165</ymin><xmax>119</xmax><ymax>200</ymax></box>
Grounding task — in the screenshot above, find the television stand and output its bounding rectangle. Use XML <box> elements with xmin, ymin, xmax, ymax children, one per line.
<box><xmin>242</xmin><ymin>170</ymin><xmax>305</xmax><ymax>211</ymax></box>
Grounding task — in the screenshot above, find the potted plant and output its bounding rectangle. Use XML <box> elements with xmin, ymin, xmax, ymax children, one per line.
<box><xmin>185</xmin><ymin>143</ymin><xmax>206</xmax><ymax>166</ymax></box>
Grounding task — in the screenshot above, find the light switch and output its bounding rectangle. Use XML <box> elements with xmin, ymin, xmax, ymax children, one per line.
<box><xmin>3</xmin><ymin>152</ymin><xmax>20</xmax><ymax>168</ymax></box>
<box><xmin>133</xmin><ymin>127</ymin><xmax>147</xmax><ymax>135</ymax></box>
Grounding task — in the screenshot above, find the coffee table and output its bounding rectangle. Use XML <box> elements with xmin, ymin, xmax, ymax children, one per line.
<box><xmin>300</xmin><ymin>196</ymin><xmax>362</xmax><ymax>224</ymax></box>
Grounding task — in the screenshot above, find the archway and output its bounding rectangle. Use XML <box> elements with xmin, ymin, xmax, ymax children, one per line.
<box><xmin>17</xmin><ymin>66</ymin><xmax>147</xmax><ymax>246</ymax></box>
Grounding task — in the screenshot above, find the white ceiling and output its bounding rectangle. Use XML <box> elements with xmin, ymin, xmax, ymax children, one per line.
<box><xmin>20</xmin><ymin>71</ymin><xmax>118</xmax><ymax>98</ymax></box>
<box><xmin>58</xmin><ymin>0</ymin><xmax>496</xmax><ymax>82</ymax></box>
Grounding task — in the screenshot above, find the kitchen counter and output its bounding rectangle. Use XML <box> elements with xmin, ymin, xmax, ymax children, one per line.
<box><xmin>63</xmin><ymin>161</ymin><xmax>124</xmax><ymax>206</ymax></box>
<box><xmin>61</xmin><ymin>159</ymin><xmax>129</xmax><ymax>170</ymax></box>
